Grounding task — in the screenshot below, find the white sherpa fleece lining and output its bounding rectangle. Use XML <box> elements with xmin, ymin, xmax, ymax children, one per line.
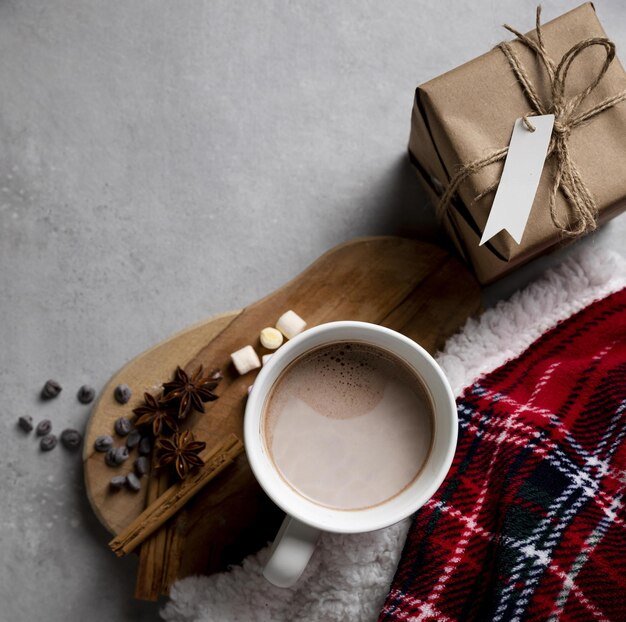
<box><xmin>161</xmin><ymin>247</ymin><xmax>626</xmax><ymax>622</ymax></box>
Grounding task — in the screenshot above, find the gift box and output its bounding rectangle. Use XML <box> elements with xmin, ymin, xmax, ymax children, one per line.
<box><xmin>409</xmin><ymin>3</ymin><xmax>626</xmax><ymax>284</ymax></box>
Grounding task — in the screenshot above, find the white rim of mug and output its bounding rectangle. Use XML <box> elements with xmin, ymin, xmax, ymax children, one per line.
<box><xmin>244</xmin><ymin>321</ymin><xmax>458</xmax><ymax>534</ymax></box>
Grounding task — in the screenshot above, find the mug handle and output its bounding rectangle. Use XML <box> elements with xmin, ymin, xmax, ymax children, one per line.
<box><xmin>263</xmin><ymin>515</ymin><xmax>320</xmax><ymax>587</ymax></box>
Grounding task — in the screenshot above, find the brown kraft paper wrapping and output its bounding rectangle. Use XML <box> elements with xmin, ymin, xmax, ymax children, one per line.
<box><xmin>409</xmin><ymin>3</ymin><xmax>626</xmax><ymax>284</ymax></box>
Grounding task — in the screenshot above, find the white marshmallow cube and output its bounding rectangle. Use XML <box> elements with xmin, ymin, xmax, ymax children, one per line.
<box><xmin>231</xmin><ymin>345</ymin><xmax>261</xmax><ymax>375</ymax></box>
<box><xmin>276</xmin><ymin>310</ymin><xmax>307</xmax><ymax>340</ymax></box>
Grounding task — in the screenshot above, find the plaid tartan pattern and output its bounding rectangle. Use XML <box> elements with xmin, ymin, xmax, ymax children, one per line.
<box><xmin>379</xmin><ymin>287</ymin><xmax>626</xmax><ymax>622</ymax></box>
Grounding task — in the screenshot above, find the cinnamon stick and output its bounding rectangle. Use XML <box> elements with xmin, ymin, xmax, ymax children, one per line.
<box><xmin>162</xmin><ymin>509</ymin><xmax>189</xmax><ymax>592</ymax></box>
<box><xmin>110</xmin><ymin>433</ymin><xmax>244</xmax><ymax>557</ymax></box>
<box><xmin>134</xmin><ymin>468</ymin><xmax>170</xmax><ymax>600</ymax></box>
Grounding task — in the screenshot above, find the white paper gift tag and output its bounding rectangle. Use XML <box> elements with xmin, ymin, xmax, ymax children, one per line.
<box><xmin>480</xmin><ymin>114</ymin><xmax>555</xmax><ymax>246</ymax></box>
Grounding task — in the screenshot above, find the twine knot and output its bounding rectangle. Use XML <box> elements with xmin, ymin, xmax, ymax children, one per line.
<box><xmin>551</xmin><ymin>120</ymin><xmax>570</xmax><ymax>137</ymax></box>
<box><xmin>436</xmin><ymin>6</ymin><xmax>626</xmax><ymax>238</ymax></box>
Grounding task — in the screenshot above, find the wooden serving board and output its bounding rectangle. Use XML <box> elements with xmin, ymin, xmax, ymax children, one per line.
<box><xmin>83</xmin><ymin>237</ymin><xmax>481</xmax><ymax>592</ymax></box>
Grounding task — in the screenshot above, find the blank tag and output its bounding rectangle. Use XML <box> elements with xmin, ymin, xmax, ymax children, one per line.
<box><xmin>480</xmin><ymin>114</ymin><xmax>554</xmax><ymax>246</ymax></box>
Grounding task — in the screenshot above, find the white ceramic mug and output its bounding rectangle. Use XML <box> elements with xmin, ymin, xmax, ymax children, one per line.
<box><xmin>244</xmin><ymin>321</ymin><xmax>457</xmax><ymax>587</ymax></box>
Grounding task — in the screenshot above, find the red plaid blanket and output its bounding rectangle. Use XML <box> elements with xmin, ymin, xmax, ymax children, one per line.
<box><xmin>379</xmin><ymin>288</ymin><xmax>626</xmax><ymax>622</ymax></box>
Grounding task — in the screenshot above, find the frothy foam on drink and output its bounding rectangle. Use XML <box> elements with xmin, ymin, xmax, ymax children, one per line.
<box><xmin>263</xmin><ymin>342</ymin><xmax>433</xmax><ymax>511</ymax></box>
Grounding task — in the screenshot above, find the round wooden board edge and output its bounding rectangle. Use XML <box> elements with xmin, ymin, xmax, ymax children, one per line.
<box><xmin>82</xmin><ymin>309</ymin><xmax>241</xmax><ymax>535</ymax></box>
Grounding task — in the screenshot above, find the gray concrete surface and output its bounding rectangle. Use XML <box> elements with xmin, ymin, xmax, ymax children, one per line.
<box><xmin>1</xmin><ymin>1</ymin><xmax>624</xmax><ymax>620</ymax></box>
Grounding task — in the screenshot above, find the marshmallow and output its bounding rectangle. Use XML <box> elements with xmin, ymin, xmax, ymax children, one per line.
<box><xmin>260</xmin><ymin>327</ymin><xmax>283</xmax><ymax>350</ymax></box>
<box><xmin>276</xmin><ymin>310</ymin><xmax>307</xmax><ymax>340</ymax></box>
<box><xmin>231</xmin><ymin>345</ymin><xmax>261</xmax><ymax>375</ymax></box>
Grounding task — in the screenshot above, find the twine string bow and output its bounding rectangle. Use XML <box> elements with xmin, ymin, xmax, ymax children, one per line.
<box><xmin>436</xmin><ymin>6</ymin><xmax>626</xmax><ymax>237</ymax></box>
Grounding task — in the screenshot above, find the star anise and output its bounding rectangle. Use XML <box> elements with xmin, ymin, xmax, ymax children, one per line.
<box><xmin>155</xmin><ymin>430</ymin><xmax>206</xmax><ymax>479</ymax></box>
<box><xmin>162</xmin><ymin>366</ymin><xmax>219</xmax><ymax>419</ymax></box>
<box><xmin>132</xmin><ymin>392</ymin><xmax>179</xmax><ymax>436</ymax></box>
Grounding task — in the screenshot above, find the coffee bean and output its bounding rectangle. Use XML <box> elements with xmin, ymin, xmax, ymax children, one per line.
<box><xmin>134</xmin><ymin>456</ymin><xmax>149</xmax><ymax>477</ymax></box>
<box><xmin>138</xmin><ymin>437</ymin><xmax>151</xmax><ymax>456</ymax></box>
<box><xmin>109</xmin><ymin>476</ymin><xmax>126</xmax><ymax>491</ymax></box>
<box><xmin>126</xmin><ymin>472</ymin><xmax>141</xmax><ymax>492</ymax></box>
<box><xmin>105</xmin><ymin>448</ymin><xmax>118</xmax><ymax>467</ymax></box>
<box><xmin>36</xmin><ymin>419</ymin><xmax>52</xmax><ymax>436</ymax></box>
<box><xmin>105</xmin><ymin>447</ymin><xmax>129</xmax><ymax>467</ymax></box>
<box><xmin>41</xmin><ymin>379</ymin><xmax>62</xmax><ymax>400</ymax></box>
<box><xmin>94</xmin><ymin>435</ymin><xmax>114</xmax><ymax>452</ymax></box>
<box><xmin>126</xmin><ymin>429</ymin><xmax>141</xmax><ymax>449</ymax></box>
<box><xmin>77</xmin><ymin>385</ymin><xmax>96</xmax><ymax>404</ymax></box>
<box><xmin>114</xmin><ymin>384</ymin><xmax>132</xmax><ymax>404</ymax></box>
<box><xmin>114</xmin><ymin>417</ymin><xmax>132</xmax><ymax>437</ymax></box>
<box><xmin>40</xmin><ymin>434</ymin><xmax>57</xmax><ymax>451</ymax></box>
<box><xmin>114</xmin><ymin>446</ymin><xmax>129</xmax><ymax>464</ymax></box>
<box><xmin>60</xmin><ymin>429</ymin><xmax>82</xmax><ymax>450</ymax></box>
<box><xmin>18</xmin><ymin>416</ymin><xmax>34</xmax><ymax>433</ymax></box>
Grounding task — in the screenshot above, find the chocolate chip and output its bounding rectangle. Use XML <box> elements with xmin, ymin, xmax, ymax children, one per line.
<box><xmin>126</xmin><ymin>429</ymin><xmax>141</xmax><ymax>449</ymax></box>
<box><xmin>41</xmin><ymin>379</ymin><xmax>62</xmax><ymax>400</ymax></box>
<box><xmin>138</xmin><ymin>437</ymin><xmax>152</xmax><ymax>456</ymax></box>
<box><xmin>77</xmin><ymin>385</ymin><xmax>96</xmax><ymax>404</ymax></box>
<box><xmin>109</xmin><ymin>476</ymin><xmax>126</xmax><ymax>491</ymax></box>
<box><xmin>40</xmin><ymin>434</ymin><xmax>57</xmax><ymax>451</ymax></box>
<box><xmin>114</xmin><ymin>384</ymin><xmax>132</xmax><ymax>404</ymax></box>
<box><xmin>114</xmin><ymin>417</ymin><xmax>132</xmax><ymax>436</ymax></box>
<box><xmin>134</xmin><ymin>456</ymin><xmax>150</xmax><ymax>477</ymax></box>
<box><xmin>36</xmin><ymin>419</ymin><xmax>52</xmax><ymax>436</ymax></box>
<box><xmin>125</xmin><ymin>472</ymin><xmax>141</xmax><ymax>492</ymax></box>
<box><xmin>17</xmin><ymin>416</ymin><xmax>33</xmax><ymax>433</ymax></box>
<box><xmin>94</xmin><ymin>435</ymin><xmax>114</xmax><ymax>452</ymax></box>
<box><xmin>60</xmin><ymin>429</ymin><xmax>82</xmax><ymax>450</ymax></box>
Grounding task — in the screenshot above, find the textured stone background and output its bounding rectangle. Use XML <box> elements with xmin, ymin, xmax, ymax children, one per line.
<box><xmin>1</xmin><ymin>1</ymin><xmax>624</xmax><ymax>620</ymax></box>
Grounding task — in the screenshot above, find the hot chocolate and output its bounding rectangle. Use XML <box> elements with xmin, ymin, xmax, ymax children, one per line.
<box><xmin>262</xmin><ymin>341</ymin><xmax>434</xmax><ymax>511</ymax></box>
